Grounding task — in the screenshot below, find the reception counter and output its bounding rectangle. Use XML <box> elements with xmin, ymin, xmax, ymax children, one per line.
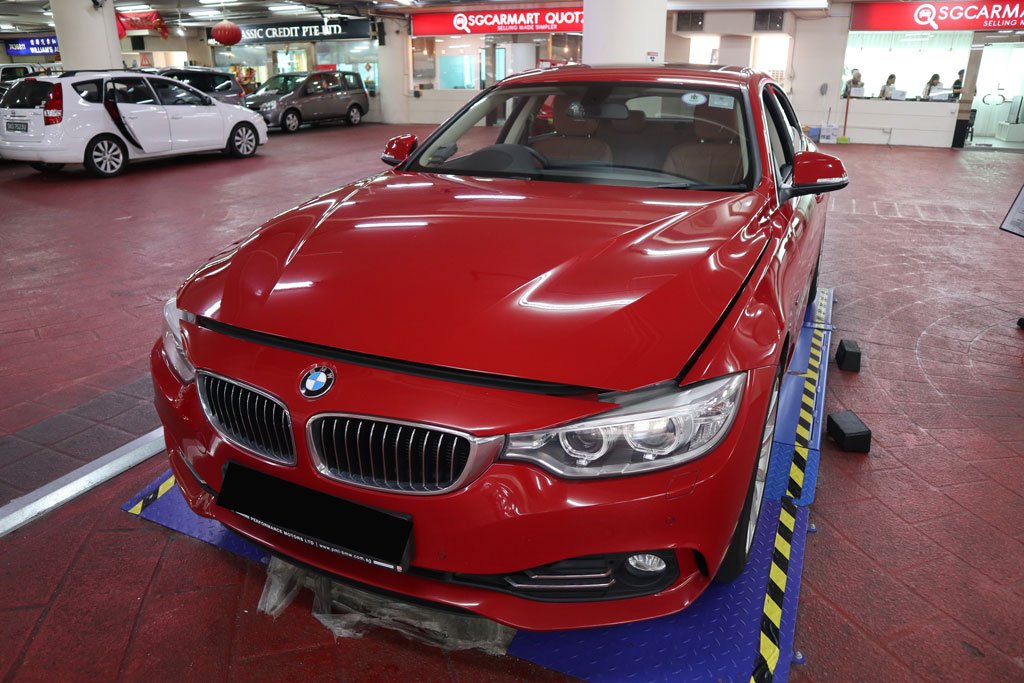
<box><xmin>830</xmin><ymin>99</ymin><xmax>959</xmax><ymax>148</ymax></box>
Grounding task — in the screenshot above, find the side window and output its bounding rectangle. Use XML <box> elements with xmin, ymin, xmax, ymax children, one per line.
<box><xmin>321</xmin><ymin>73</ymin><xmax>342</xmax><ymax>92</ymax></box>
<box><xmin>305</xmin><ymin>76</ymin><xmax>325</xmax><ymax>94</ymax></box>
<box><xmin>8</xmin><ymin>67</ymin><xmax>30</xmax><ymax>79</ymax></box>
<box><xmin>109</xmin><ymin>78</ymin><xmax>157</xmax><ymax>105</ymax></box>
<box><xmin>72</xmin><ymin>79</ymin><xmax>104</xmax><ymax>104</ymax></box>
<box><xmin>771</xmin><ymin>86</ymin><xmax>805</xmax><ymax>153</ymax></box>
<box><xmin>211</xmin><ymin>74</ymin><xmax>233</xmax><ymax>92</ymax></box>
<box><xmin>344</xmin><ymin>74</ymin><xmax>361</xmax><ymax>90</ymax></box>
<box><xmin>150</xmin><ymin>78</ymin><xmax>205</xmax><ymax>106</ymax></box>
<box><xmin>762</xmin><ymin>89</ymin><xmax>794</xmax><ymax>180</ymax></box>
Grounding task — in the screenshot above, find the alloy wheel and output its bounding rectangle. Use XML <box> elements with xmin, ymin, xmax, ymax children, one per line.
<box><xmin>234</xmin><ymin>127</ymin><xmax>256</xmax><ymax>155</ymax></box>
<box><xmin>284</xmin><ymin>112</ymin><xmax>299</xmax><ymax>132</ymax></box>
<box><xmin>746</xmin><ymin>376</ymin><xmax>780</xmax><ymax>552</ymax></box>
<box><xmin>348</xmin><ymin>106</ymin><xmax>361</xmax><ymax>125</ymax></box>
<box><xmin>93</xmin><ymin>140</ymin><xmax>123</xmax><ymax>175</ymax></box>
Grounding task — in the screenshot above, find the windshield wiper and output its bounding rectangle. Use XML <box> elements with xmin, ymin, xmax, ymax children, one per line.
<box><xmin>654</xmin><ymin>182</ymin><xmax>747</xmax><ymax>191</ymax></box>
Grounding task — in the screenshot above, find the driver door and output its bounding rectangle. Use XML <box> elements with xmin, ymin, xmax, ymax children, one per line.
<box><xmin>105</xmin><ymin>77</ymin><xmax>172</xmax><ymax>154</ymax></box>
<box><xmin>148</xmin><ymin>77</ymin><xmax>223</xmax><ymax>151</ymax></box>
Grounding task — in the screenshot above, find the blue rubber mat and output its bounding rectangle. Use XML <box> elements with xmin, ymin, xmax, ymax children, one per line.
<box><xmin>124</xmin><ymin>290</ymin><xmax>835</xmax><ymax>683</ymax></box>
<box><xmin>122</xmin><ymin>470</ymin><xmax>269</xmax><ymax>564</ymax></box>
<box><xmin>508</xmin><ymin>500</ymin><xmax>809</xmax><ymax>683</ymax></box>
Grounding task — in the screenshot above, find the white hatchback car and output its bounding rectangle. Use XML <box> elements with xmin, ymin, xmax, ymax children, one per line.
<box><xmin>0</xmin><ymin>70</ymin><xmax>267</xmax><ymax>177</ymax></box>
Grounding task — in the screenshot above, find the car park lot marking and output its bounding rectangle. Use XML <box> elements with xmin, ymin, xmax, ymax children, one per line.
<box><xmin>124</xmin><ymin>293</ymin><xmax>835</xmax><ymax>683</ymax></box>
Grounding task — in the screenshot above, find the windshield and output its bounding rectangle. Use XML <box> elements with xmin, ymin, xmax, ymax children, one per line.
<box><xmin>409</xmin><ymin>82</ymin><xmax>754</xmax><ymax>190</ymax></box>
<box><xmin>255</xmin><ymin>74</ymin><xmax>305</xmax><ymax>96</ymax></box>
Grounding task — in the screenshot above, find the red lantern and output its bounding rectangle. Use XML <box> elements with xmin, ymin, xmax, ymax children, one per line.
<box><xmin>211</xmin><ymin>20</ymin><xmax>242</xmax><ymax>47</ymax></box>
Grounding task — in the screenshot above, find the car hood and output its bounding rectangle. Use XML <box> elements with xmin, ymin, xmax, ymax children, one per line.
<box><xmin>178</xmin><ymin>173</ymin><xmax>770</xmax><ymax>391</ymax></box>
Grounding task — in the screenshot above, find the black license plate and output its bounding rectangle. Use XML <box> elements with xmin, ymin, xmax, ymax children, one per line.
<box><xmin>5</xmin><ymin>121</ymin><xmax>28</xmax><ymax>133</ymax></box>
<box><xmin>217</xmin><ymin>462</ymin><xmax>413</xmax><ymax>572</ymax></box>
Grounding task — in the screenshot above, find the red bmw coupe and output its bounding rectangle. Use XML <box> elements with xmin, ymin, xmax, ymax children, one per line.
<box><xmin>153</xmin><ymin>66</ymin><xmax>847</xmax><ymax>630</ymax></box>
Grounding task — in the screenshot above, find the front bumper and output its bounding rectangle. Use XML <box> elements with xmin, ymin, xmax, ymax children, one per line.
<box><xmin>250</xmin><ymin>106</ymin><xmax>282</xmax><ymax>127</ymax></box>
<box><xmin>152</xmin><ymin>325</ymin><xmax>775</xmax><ymax>630</ymax></box>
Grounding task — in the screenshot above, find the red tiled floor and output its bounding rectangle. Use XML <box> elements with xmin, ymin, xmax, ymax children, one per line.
<box><xmin>0</xmin><ymin>456</ymin><xmax>573</xmax><ymax>682</ymax></box>
<box><xmin>794</xmin><ymin>144</ymin><xmax>1024</xmax><ymax>681</ymax></box>
<box><xmin>1</xmin><ymin>135</ymin><xmax>1023</xmax><ymax>681</ymax></box>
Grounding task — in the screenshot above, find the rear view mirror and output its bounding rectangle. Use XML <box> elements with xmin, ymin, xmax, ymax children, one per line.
<box><xmin>782</xmin><ymin>150</ymin><xmax>848</xmax><ymax>201</ymax></box>
<box><xmin>382</xmin><ymin>134</ymin><xmax>418</xmax><ymax>166</ymax></box>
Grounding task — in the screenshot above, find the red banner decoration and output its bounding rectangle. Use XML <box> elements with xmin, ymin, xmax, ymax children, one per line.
<box><xmin>211</xmin><ymin>19</ymin><xmax>243</xmax><ymax>46</ymax></box>
<box><xmin>116</xmin><ymin>10</ymin><xmax>169</xmax><ymax>39</ymax></box>
<box><xmin>851</xmin><ymin>1</ymin><xmax>1024</xmax><ymax>32</ymax></box>
<box><xmin>411</xmin><ymin>8</ymin><xmax>583</xmax><ymax>36</ymax></box>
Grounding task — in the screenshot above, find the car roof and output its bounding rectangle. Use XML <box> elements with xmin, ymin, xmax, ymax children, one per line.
<box><xmin>500</xmin><ymin>65</ymin><xmax>765</xmax><ymax>89</ymax></box>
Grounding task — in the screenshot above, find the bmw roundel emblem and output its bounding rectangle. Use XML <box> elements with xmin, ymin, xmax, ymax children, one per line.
<box><xmin>299</xmin><ymin>366</ymin><xmax>334</xmax><ymax>399</ymax></box>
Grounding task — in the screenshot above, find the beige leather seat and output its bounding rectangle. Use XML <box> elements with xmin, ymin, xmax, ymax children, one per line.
<box><xmin>662</xmin><ymin>104</ymin><xmax>744</xmax><ymax>185</ymax></box>
<box><xmin>532</xmin><ymin>96</ymin><xmax>613</xmax><ymax>164</ymax></box>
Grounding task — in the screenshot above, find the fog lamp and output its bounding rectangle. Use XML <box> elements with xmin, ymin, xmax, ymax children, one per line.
<box><xmin>626</xmin><ymin>553</ymin><xmax>667</xmax><ymax>574</ymax></box>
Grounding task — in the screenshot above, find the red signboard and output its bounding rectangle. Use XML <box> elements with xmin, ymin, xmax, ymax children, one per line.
<box><xmin>116</xmin><ymin>10</ymin><xmax>169</xmax><ymax>39</ymax></box>
<box><xmin>851</xmin><ymin>1</ymin><xmax>1024</xmax><ymax>31</ymax></box>
<box><xmin>411</xmin><ymin>8</ymin><xmax>583</xmax><ymax>36</ymax></box>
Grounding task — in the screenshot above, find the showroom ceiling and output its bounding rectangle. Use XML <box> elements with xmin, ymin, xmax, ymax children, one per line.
<box><xmin>0</xmin><ymin>0</ymin><xmax>533</xmax><ymax>33</ymax></box>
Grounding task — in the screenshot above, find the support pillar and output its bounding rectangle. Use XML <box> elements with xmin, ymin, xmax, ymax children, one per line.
<box><xmin>582</xmin><ymin>0</ymin><xmax>667</xmax><ymax>67</ymax></box>
<box><xmin>51</xmin><ymin>0</ymin><xmax>123</xmax><ymax>70</ymax></box>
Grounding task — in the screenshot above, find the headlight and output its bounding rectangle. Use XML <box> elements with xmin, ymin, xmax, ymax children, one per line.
<box><xmin>502</xmin><ymin>373</ymin><xmax>745</xmax><ymax>478</ymax></box>
<box><xmin>162</xmin><ymin>297</ymin><xmax>197</xmax><ymax>383</ymax></box>
<box><xmin>260</xmin><ymin>101</ymin><xmax>278</xmax><ymax>111</ymax></box>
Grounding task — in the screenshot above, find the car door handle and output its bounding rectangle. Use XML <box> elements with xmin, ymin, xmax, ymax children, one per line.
<box><xmin>125</xmin><ymin>114</ymin><xmax>138</xmax><ymax>120</ymax></box>
<box><xmin>171</xmin><ymin>114</ymin><xmax>183</xmax><ymax>119</ymax></box>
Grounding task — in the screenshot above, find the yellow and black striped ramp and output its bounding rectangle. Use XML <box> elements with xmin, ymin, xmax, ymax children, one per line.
<box><xmin>749</xmin><ymin>498</ymin><xmax>805</xmax><ymax>683</ymax></box>
<box><xmin>124</xmin><ymin>473</ymin><xmax>176</xmax><ymax>515</ymax></box>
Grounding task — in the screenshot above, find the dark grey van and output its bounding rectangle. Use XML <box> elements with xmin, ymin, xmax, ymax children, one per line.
<box><xmin>244</xmin><ymin>70</ymin><xmax>369</xmax><ymax>132</ymax></box>
<box><xmin>159</xmin><ymin>67</ymin><xmax>245</xmax><ymax>106</ymax></box>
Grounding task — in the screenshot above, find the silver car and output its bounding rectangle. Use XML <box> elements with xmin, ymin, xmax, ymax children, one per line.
<box><xmin>159</xmin><ymin>67</ymin><xmax>245</xmax><ymax>106</ymax></box>
<box><xmin>244</xmin><ymin>70</ymin><xmax>369</xmax><ymax>132</ymax></box>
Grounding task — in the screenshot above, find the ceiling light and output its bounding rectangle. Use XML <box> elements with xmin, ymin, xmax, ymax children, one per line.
<box><xmin>176</xmin><ymin>26</ymin><xmax>186</xmax><ymax>35</ymax></box>
<box><xmin>117</xmin><ymin>4</ymin><xmax>152</xmax><ymax>10</ymax></box>
<box><xmin>43</xmin><ymin>10</ymin><xmax>52</xmax><ymax>15</ymax></box>
<box><xmin>188</xmin><ymin>9</ymin><xmax>221</xmax><ymax>17</ymax></box>
<box><xmin>198</xmin><ymin>0</ymin><xmax>239</xmax><ymax>3</ymax></box>
<box><xmin>269</xmin><ymin>4</ymin><xmax>306</xmax><ymax>12</ymax></box>
<box><xmin>0</xmin><ymin>24</ymin><xmax>16</xmax><ymax>30</ymax></box>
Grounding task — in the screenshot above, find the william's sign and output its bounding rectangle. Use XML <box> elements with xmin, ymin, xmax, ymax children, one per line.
<box><xmin>851</xmin><ymin>1</ymin><xmax>1024</xmax><ymax>31</ymax></box>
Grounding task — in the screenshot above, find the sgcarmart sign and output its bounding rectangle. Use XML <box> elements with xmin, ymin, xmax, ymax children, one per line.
<box><xmin>851</xmin><ymin>1</ymin><xmax>1024</xmax><ymax>31</ymax></box>
<box><xmin>411</xmin><ymin>9</ymin><xmax>584</xmax><ymax>36</ymax></box>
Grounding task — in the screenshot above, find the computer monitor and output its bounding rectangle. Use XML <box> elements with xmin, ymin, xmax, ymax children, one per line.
<box><xmin>928</xmin><ymin>88</ymin><xmax>953</xmax><ymax>101</ymax></box>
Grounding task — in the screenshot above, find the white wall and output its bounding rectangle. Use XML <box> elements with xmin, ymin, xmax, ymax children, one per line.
<box><xmin>972</xmin><ymin>43</ymin><xmax>1024</xmax><ymax>137</ymax></box>
<box><xmin>790</xmin><ymin>3</ymin><xmax>850</xmax><ymax>129</ymax></box>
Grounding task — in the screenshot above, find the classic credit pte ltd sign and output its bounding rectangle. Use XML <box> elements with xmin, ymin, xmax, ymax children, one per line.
<box><xmin>411</xmin><ymin>9</ymin><xmax>584</xmax><ymax>36</ymax></box>
<box><xmin>237</xmin><ymin>18</ymin><xmax>370</xmax><ymax>44</ymax></box>
<box><xmin>851</xmin><ymin>1</ymin><xmax>1024</xmax><ymax>31</ymax></box>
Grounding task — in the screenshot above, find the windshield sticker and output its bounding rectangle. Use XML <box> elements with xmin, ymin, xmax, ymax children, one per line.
<box><xmin>709</xmin><ymin>94</ymin><xmax>733</xmax><ymax>109</ymax></box>
<box><xmin>681</xmin><ymin>92</ymin><xmax>707</xmax><ymax>106</ymax></box>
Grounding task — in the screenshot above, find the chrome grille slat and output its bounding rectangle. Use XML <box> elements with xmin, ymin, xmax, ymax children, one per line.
<box><xmin>309</xmin><ymin>415</ymin><xmax>474</xmax><ymax>493</ymax></box>
<box><xmin>197</xmin><ymin>373</ymin><xmax>294</xmax><ymax>464</ymax></box>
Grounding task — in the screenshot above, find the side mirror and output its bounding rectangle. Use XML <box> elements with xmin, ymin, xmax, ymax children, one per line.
<box><xmin>202</xmin><ymin>95</ymin><xmax>213</xmax><ymax>106</ymax></box>
<box><xmin>382</xmin><ymin>133</ymin><xmax>418</xmax><ymax>166</ymax></box>
<box><xmin>781</xmin><ymin>150</ymin><xmax>848</xmax><ymax>201</ymax></box>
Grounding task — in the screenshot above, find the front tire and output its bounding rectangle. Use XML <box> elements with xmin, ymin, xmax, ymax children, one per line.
<box><xmin>715</xmin><ymin>370</ymin><xmax>781</xmax><ymax>583</ymax></box>
<box><xmin>84</xmin><ymin>135</ymin><xmax>128</xmax><ymax>178</ymax></box>
<box><xmin>225</xmin><ymin>122</ymin><xmax>258</xmax><ymax>158</ymax></box>
<box><xmin>28</xmin><ymin>162</ymin><xmax>65</xmax><ymax>173</ymax></box>
<box><xmin>346</xmin><ymin>104</ymin><xmax>362</xmax><ymax>126</ymax></box>
<box><xmin>280</xmin><ymin>109</ymin><xmax>301</xmax><ymax>133</ymax></box>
